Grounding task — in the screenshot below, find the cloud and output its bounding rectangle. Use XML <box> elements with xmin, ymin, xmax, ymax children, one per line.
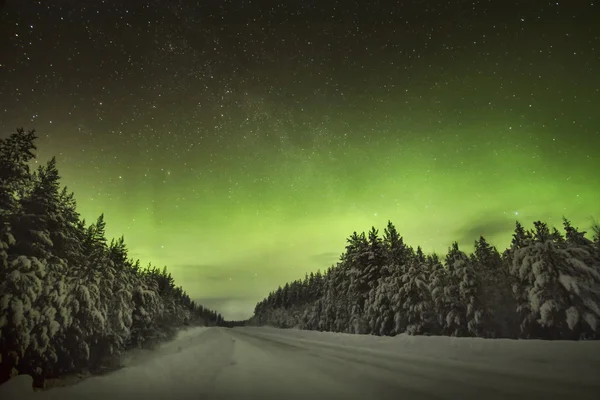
<box><xmin>454</xmin><ymin>209</ymin><xmax>560</xmax><ymax>249</ymax></box>
<box><xmin>456</xmin><ymin>218</ymin><xmax>513</xmax><ymax>244</ymax></box>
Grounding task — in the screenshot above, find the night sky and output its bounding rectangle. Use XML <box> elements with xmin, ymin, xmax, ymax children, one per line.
<box><xmin>1</xmin><ymin>1</ymin><xmax>599</xmax><ymax>319</ymax></box>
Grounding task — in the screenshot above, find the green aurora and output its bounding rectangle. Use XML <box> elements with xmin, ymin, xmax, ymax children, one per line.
<box><xmin>27</xmin><ymin>118</ymin><xmax>599</xmax><ymax>319</ymax></box>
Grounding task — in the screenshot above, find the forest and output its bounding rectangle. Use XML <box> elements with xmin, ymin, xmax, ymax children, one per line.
<box><xmin>0</xmin><ymin>129</ymin><xmax>224</xmax><ymax>386</ymax></box>
<box><xmin>250</xmin><ymin>216</ymin><xmax>600</xmax><ymax>340</ymax></box>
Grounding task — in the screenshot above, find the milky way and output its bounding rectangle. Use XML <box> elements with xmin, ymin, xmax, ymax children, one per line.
<box><xmin>1</xmin><ymin>1</ymin><xmax>598</xmax><ymax>318</ymax></box>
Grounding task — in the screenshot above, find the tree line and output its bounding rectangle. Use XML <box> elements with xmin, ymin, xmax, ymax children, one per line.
<box><xmin>0</xmin><ymin>129</ymin><xmax>224</xmax><ymax>386</ymax></box>
<box><xmin>250</xmin><ymin>218</ymin><xmax>600</xmax><ymax>340</ymax></box>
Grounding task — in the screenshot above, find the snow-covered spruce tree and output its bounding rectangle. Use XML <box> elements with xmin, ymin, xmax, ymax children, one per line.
<box><xmin>365</xmin><ymin>221</ymin><xmax>411</xmax><ymax>336</ymax></box>
<box><xmin>382</xmin><ymin>221</ymin><xmax>412</xmax><ymax>275</ymax></box>
<box><xmin>440</xmin><ymin>243</ymin><xmax>470</xmax><ymax>336</ymax></box>
<box><xmin>454</xmin><ymin>246</ymin><xmax>485</xmax><ymax>338</ymax></box>
<box><xmin>301</xmin><ymin>298</ymin><xmax>323</xmax><ymax>331</ymax></box>
<box><xmin>557</xmin><ymin>219</ymin><xmax>600</xmax><ymax>338</ymax></box>
<box><xmin>290</xmin><ymin>279</ymin><xmax>303</xmax><ymax>306</ymax></box>
<box><xmin>0</xmin><ymin>256</ymin><xmax>48</xmax><ymax>383</ymax></box>
<box><xmin>320</xmin><ymin>267</ymin><xmax>336</xmax><ymax>331</ymax></box>
<box><xmin>0</xmin><ymin>129</ymin><xmax>37</xmax><ymax>280</ymax></box>
<box><xmin>59</xmin><ymin>215</ymin><xmax>110</xmax><ymax>372</ymax></box>
<box><xmin>363</xmin><ymin>228</ymin><xmax>387</xmax><ymax>334</ymax></box>
<box><xmin>4</xmin><ymin>156</ymin><xmax>72</xmax><ymax>382</ymax></box>
<box><xmin>11</xmin><ymin>157</ymin><xmax>60</xmax><ymax>261</ymax></box>
<box><xmin>510</xmin><ymin>220</ymin><xmax>600</xmax><ymax>339</ymax></box>
<box><xmin>471</xmin><ymin>236</ymin><xmax>518</xmax><ymax>338</ymax></box>
<box><xmin>0</xmin><ymin>132</ymin><xmax>84</xmax><ymax>382</ymax></box>
<box><xmin>20</xmin><ymin>162</ymin><xmax>74</xmax><ymax>367</ymax></box>
<box><xmin>81</xmin><ymin>216</ymin><xmax>137</xmax><ymax>371</ymax></box>
<box><xmin>367</xmin><ymin>271</ymin><xmax>401</xmax><ymax>336</ymax></box>
<box><xmin>389</xmin><ymin>247</ymin><xmax>416</xmax><ymax>335</ymax></box>
<box><xmin>398</xmin><ymin>247</ymin><xmax>434</xmax><ymax>335</ymax></box>
<box><xmin>312</xmin><ymin>270</ymin><xmax>325</xmax><ymax>301</ymax></box>
<box><xmin>424</xmin><ymin>253</ymin><xmax>444</xmax><ymax>335</ymax></box>
<box><xmin>300</xmin><ymin>272</ymin><xmax>325</xmax><ymax>330</ymax></box>
<box><xmin>0</xmin><ymin>129</ymin><xmax>38</xmax><ymax>383</ymax></box>
<box><xmin>282</xmin><ymin>283</ymin><xmax>291</xmax><ymax>310</ymax></box>
<box><xmin>343</xmin><ymin>231</ymin><xmax>372</xmax><ymax>334</ymax></box>
<box><xmin>503</xmin><ymin>221</ymin><xmax>533</xmax><ymax>338</ymax></box>
<box><xmin>323</xmin><ymin>263</ymin><xmax>351</xmax><ymax>332</ymax></box>
<box><xmin>255</xmin><ymin>293</ymin><xmax>272</xmax><ymax>326</ymax></box>
<box><xmin>563</xmin><ymin>218</ymin><xmax>599</xmax><ymax>268</ymax></box>
<box><xmin>0</xmin><ymin>128</ymin><xmax>37</xmax><ymax>217</ymax></box>
<box><xmin>105</xmin><ymin>237</ymin><xmax>135</xmax><ymax>342</ymax></box>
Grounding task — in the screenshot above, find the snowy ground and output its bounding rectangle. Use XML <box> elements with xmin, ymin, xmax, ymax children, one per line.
<box><xmin>2</xmin><ymin>326</ymin><xmax>600</xmax><ymax>400</ymax></box>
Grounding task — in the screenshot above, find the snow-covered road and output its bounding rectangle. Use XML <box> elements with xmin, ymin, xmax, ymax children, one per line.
<box><xmin>3</xmin><ymin>326</ymin><xmax>600</xmax><ymax>400</ymax></box>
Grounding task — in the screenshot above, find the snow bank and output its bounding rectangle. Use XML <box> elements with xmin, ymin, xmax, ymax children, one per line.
<box><xmin>120</xmin><ymin>326</ymin><xmax>211</xmax><ymax>367</ymax></box>
<box><xmin>0</xmin><ymin>326</ymin><xmax>212</xmax><ymax>399</ymax></box>
<box><xmin>0</xmin><ymin>374</ymin><xmax>34</xmax><ymax>397</ymax></box>
<box><xmin>241</xmin><ymin>326</ymin><xmax>600</xmax><ymax>373</ymax></box>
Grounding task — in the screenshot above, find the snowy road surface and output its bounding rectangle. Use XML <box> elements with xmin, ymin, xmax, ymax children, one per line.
<box><xmin>3</xmin><ymin>326</ymin><xmax>600</xmax><ymax>400</ymax></box>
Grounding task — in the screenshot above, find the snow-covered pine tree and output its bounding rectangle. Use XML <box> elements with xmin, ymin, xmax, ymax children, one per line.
<box><xmin>53</xmin><ymin>187</ymin><xmax>83</xmax><ymax>266</ymax></box>
<box><xmin>282</xmin><ymin>283</ymin><xmax>291</xmax><ymax>309</ymax></box>
<box><xmin>0</xmin><ymin>129</ymin><xmax>37</xmax><ymax>217</ymax></box>
<box><xmin>106</xmin><ymin>237</ymin><xmax>136</xmax><ymax>347</ymax></box>
<box><xmin>321</xmin><ymin>267</ymin><xmax>337</xmax><ymax>331</ymax></box>
<box><xmin>510</xmin><ymin>221</ymin><xmax>600</xmax><ymax>339</ymax></box>
<box><xmin>442</xmin><ymin>242</ymin><xmax>472</xmax><ymax>336</ymax></box>
<box><xmin>3</xmin><ymin>155</ymin><xmax>76</xmax><ymax>382</ymax></box>
<box><xmin>301</xmin><ymin>271</ymin><xmax>325</xmax><ymax>330</ymax></box>
<box><xmin>329</xmin><ymin>262</ymin><xmax>351</xmax><ymax>333</ymax></box>
<box><xmin>428</xmin><ymin>256</ymin><xmax>448</xmax><ymax>336</ymax></box>
<box><xmin>504</xmin><ymin>221</ymin><xmax>534</xmax><ymax>338</ymax></box>
<box><xmin>130</xmin><ymin>265</ymin><xmax>164</xmax><ymax>348</ymax></box>
<box><xmin>0</xmin><ymin>130</ymin><xmax>38</xmax><ymax>383</ymax></box>
<box><xmin>366</xmin><ymin>271</ymin><xmax>402</xmax><ymax>336</ymax></box>
<box><xmin>562</xmin><ymin>218</ymin><xmax>598</xmax><ymax>267</ymax></box>
<box><xmin>360</xmin><ymin>229</ymin><xmax>389</xmax><ymax>334</ymax></box>
<box><xmin>0</xmin><ymin>256</ymin><xmax>47</xmax><ymax>383</ymax></box>
<box><xmin>511</xmin><ymin>221</ymin><xmax>532</xmax><ymax>250</ymax></box>
<box><xmin>382</xmin><ymin>221</ymin><xmax>410</xmax><ymax>275</ymax></box>
<box><xmin>371</xmin><ymin>222</ymin><xmax>411</xmax><ymax>335</ymax></box>
<box><xmin>424</xmin><ymin>254</ymin><xmax>443</xmax><ymax>334</ymax></box>
<box><xmin>471</xmin><ymin>236</ymin><xmax>517</xmax><ymax>338</ymax></box>
<box><xmin>343</xmin><ymin>231</ymin><xmax>372</xmax><ymax>334</ymax></box>
<box><xmin>12</xmin><ymin>157</ymin><xmax>63</xmax><ymax>262</ymax></box>
<box><xmin>399</xmin><ymin>249</ymin><xmax>434</xmax><ymax>335</ymax></box>
<box><xmin>556</xmin><ymin>219</ymin><xmax>600</xmax><ymax>338</ymax></box>
<box><xmin>313</xmin><ymin>270</ymin><xmax>324</xmax><ymax>301</ymax></box>
<box><xmin>21</xmin><ymin>259</ymin><xmax>69</xmax><ymax>380</ymax></box>
<box><xmin>288</xmin><ymin>280</ymin><xmax>301</xmax><ymax>308</ymax></box>
<box><xmin>304</xmin><ymin>299</ymin><xmax>323</xmax><ymax>331</ymax></box>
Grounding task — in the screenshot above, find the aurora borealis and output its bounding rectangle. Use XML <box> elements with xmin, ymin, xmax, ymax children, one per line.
<box><xmin>1</xmin><ymin>1</ymin><xmax>598</xmax><ymax>319</ymax></box>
